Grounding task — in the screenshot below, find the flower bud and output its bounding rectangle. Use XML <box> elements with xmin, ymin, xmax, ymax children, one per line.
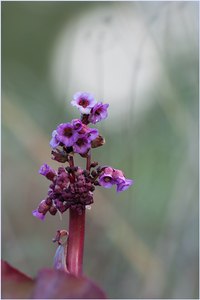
<box><xmin>91</xmin><ymin>135</ymin><xmax>105</xmax><ymax>148</ymax></box>
<box><xmin>49</xmin><ymin>206</ymin><xmax>57</xmax><ymax>215</ymax></box>
<box><xmin>51</xmin><ymin>149</ymin><xmax>68</xmax><ymax>163</ymax></box>
<box><xmin>38</xmin><ymin>200</ymin><xmax>50</xmax><ymax>214</ymax></box>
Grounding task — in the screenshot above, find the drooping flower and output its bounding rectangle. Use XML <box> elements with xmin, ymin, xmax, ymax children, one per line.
<box><xmin>56</xmin><ymin>123</ymin><xmax>78</xmax><ymax>147</ymax></box>
<box><xmin>99</xmin><ymin>167</ymin><xmax>115</xmax><ymax>188</ymax></box>
<box><xmin>88</xmin><ymin>103</ymin><xmax>109</xmax><ymax>124</ymax></box>
<box><xmin>116</xmin><ymin>179</ymin><xmax>134</xmax><ymax>193</ymax></box>
<box><xmin>112</xmin><ymin>169</ymin><xmax>126</xmax><ymax>184</ymax></box>
<box><xmin>50</xmin><ymin>130</ymin><xmax>60</xmax><ymax>149</ymax></box>
<box><xmin>32</xmin><ymin>200</ymin><xmax>50</xmax><ymax>221</ymax></box>
<box><xmin>71</xmin><ymin>92</ymin><xmax>96</xmax><ymax>114</ymax></box>
<box><xmin>39</xmin><ymin>164</ymin><xmax>57</xmax><ymax>181</ymax></box>
<box><xmin>32</xmin><ymin>209</ymin><xmax>46</xmax><ymax>221</ymax></box>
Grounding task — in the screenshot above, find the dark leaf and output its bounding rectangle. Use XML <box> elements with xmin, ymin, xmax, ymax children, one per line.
<box><xmin>1</xmin><ymin>260</ymin><xmax>107</xmax><ymax>299</ymax></box>
<box><xmin>31</xmin><ymin>269</ymin><xmax>107</xmax><ymax>299</ymax></box>
<box><xmin>1</xmin><ymin>260</ymin><xmax>34</xmax><ymax>299</ymax></box>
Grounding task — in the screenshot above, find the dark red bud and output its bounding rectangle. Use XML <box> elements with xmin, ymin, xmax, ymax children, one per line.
<box><xmin>38</xmin><ymin>201</ymin><xmax>50</xmax><ymax>214</ymax></box>
<box><xmin>49</xmin><ymin>206</ymin><xmax>57</xmax><ymax>215</ymax></box>
<box><xmin>45</xmin><ymin>198</ymin><xmax>52</xmax><ymax>206</ymax></box>
<box><xmin>90</xmin><ymin>161</ymin><xmax>99</xmax><ymax>168</ymax></box>
<box><xmin>91</xmin><ymin>135</ymin><xmax>105</xmax><ymax>148</ymax></box>
<box><xmin>91</xmin><ymin>170</ymin><xmax>97</xmax><ymax>177</ymax></box>
<box><xmin>51</xmin><ymin>149</ymin><xmax>68</xmax><ymax>163</ymax></box>
<box><xmin>94</xmin><ymin>180</ymin><xmax>100</xmax><ymax>186</ymax></box>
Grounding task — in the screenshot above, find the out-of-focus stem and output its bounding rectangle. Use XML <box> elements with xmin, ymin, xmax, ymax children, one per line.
<box><xmin>86</xmin><ymin>151</ymin><xmax>91</xmax><ymax>171</ymax></box>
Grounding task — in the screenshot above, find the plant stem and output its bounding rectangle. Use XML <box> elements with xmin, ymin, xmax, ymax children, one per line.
<box><xmin>66</xmin><ymin>155</ymin><xmax>86</xmax><ymax>276</ymax></box>
<box><xmin>66</xmin><ymin>208</ymin><xmax>85</xmax><ymax>276</ymax></box>
<box><xmin>86</xmin><ymin>150</ymin><xmax>91</xmax><ymax>171</ymax></box>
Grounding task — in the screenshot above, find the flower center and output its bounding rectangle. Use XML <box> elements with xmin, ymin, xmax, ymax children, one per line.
<box><xmin>95</xmin><ymin>109</ymin><xmax>101</xmax><ymax>116</ymax></box>
<box><xmin>76</xmin><ymin>138</ymin><xmax>86</xmax><ymax>147</ymax></box>
<box><xmin>63</xmin><ymin>127</ymin><xmax>73</xmax><ymax>137</ymax></box>
<box><xmin>104</xmin><ymin>176</ymin><xmax>111</xmax><ymax>182</ymax></box>
<box><xmin>79</xmin><ymin>98</ymin><xmax>89</xmax><ymax>108</ymax></box>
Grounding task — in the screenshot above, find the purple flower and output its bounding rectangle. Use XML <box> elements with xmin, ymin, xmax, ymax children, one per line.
<box><xmin>76</xmin><ymin>123</ymin><xmax>99</xmax><ymax>141</ymax></box>
<box><xmin>32</xmin><ymin>209</ymin><xmax>45</xmax><ymax>221</ymax></box>
<box><xmin>99</xmin><ymin>166</ymin><xmax>133</xmax><ymax>192</ymax></box>
<box><xmin>73</xmin><ymin>135</ymin><xmax>91</xmax><ymax>154</ymax></box>
<box><xmin>116</xmin><ymin>179</ymin><xmax>134</xmax><ymax>193</ymax></box>
<box><xmin>89</xmin><ymin>102</ymin><xmax>109</xmax><ymax>124</ymax></box>
<box><xmin>71</xmin><ymin>119</ymin><xmax>83</xmax><ymax>131</ymax></box>
<box><xmin>87</xmin><ymin>128</ymin><xmax>99</xmax><ymax>141</ymax></box>
<box><xmin>112</xmin><ymin>169</ymin><xmax>126</xmax><ymax>184</ymax></box>
<box><xmin>71</xmin><ymin>92</ymin><xmax>96</xmax><ymax>114</ymax></box>
<box><xmin>50</xmin><ymin>130</ymin><xmax>60</xmax><ymax>149</ymax></box>
<box><xmin>99</xmin><ymin>167</ymin><xmax>115</xmax><ymax>188</ymax></box>
<box><xmin>39</xmin><ymin>164</ymin><xmax>57</xmax><ymax>181</ymax></box>
<box><xmin>56</xmin><ymin>123</ymin><xmax>78</xmax><ymax>147</ymax></box>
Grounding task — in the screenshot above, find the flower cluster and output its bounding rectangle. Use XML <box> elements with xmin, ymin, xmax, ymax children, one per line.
<box><xmin>50</xmin><ymin>92</ymin><xmax>109</xmax><ymax>156</ymax></box>
<box><xmin>33</xmin><ymin>92</ymin><xmax>133</xmax><ymax>220</ymax></box>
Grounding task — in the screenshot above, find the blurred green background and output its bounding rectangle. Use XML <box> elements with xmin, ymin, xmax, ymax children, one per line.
<box><xmin>2</xmin><ymin>1</ymin><xmax>199</xmax><ymax>298</ymax></box>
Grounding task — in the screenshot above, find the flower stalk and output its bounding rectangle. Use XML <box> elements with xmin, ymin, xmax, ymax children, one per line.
<box><xmin>33</xmin><ymin>91</ymin><xmax>134</xmax><ymax>277</ymax></box>
<box><xmin>66</xmin><ymin>208</ymin><xmax>85</xmax><ymax>276</ymax></box>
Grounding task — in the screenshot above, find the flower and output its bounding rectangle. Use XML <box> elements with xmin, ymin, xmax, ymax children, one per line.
<box><xmin>56</xmin><ymin>123</ymin><xmax>78</xmax><ymax>147</ymax></box>
<box><xmin>116</xmin><ymin>179</ymin><xmax>134</xmax><ymax>193</ymax></box>
<box><xmin>71</xmin><ymin>119</ymin><xmax>83</xmax><ymax>131</ymax></box>
<box><xmin>39</xmin><ymin>164</ymin><xmax>57</xmax><ymax>181</ymax></box>
<box><xmin>72</xmin><ymin>126</ymin><xmax>99</xmax><ymax>155</ymax></box>
<box><xmin>73</xmin><ymin>135</ymin><xmax>91</xmax><ymax>154</ymax></box>
<box><xmin>50</xmin><ymin>130</ymin><xmax>60</xmax><ymax>149</ymax></box>
<box><xmin>88</xmin><ymin>103</ymin><xmax>109</xmax><ymax>124</ymax></box>
<box><xmin>112</xmin><ymin>169</ymin><xmax>126</xmax><ymax>184</ymax></box>
<box><xmin>99</xmin><ymin>167</ymin><xmax>115</xmax><ymax>188</ymax></box>
<box><xmin>32</xmin><ymin>209</ymin><xmax>46</xmax><ymax>221</ymax></box>
<box><xmin>32</xmin><ymin>199</ymin><xmax>51</xmax><ymax>220</ymax></box>
<box><xmin>98</xmin><ymin>166</ymin><xmax>133</xmax><ymax>192</ymax></box>
<box><xmin>87</xmin><ymin>128</ymin><xmax>99</xmax><ymax>141</ymax></box>
<box><xmin>71</xmin><ymin>92</ymin><xmax>96</xmax><ymax>114</ymax></box>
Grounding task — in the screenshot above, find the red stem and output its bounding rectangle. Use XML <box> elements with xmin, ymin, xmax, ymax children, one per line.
<box><xmin>66</xmin><ymin>155</ymin><xmax>87</xmax><ymax>276</ymax></box>
<box><xmin>66</xmin><ymin>208</ymin><xmax>85</xmax><ymax>276</ymax></box>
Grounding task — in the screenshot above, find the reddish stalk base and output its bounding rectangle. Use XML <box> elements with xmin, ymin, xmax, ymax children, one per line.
<box><xmin>66</xmin><ymin>208</ymin><xmax>85</xmax><ymax>276</ymax></box>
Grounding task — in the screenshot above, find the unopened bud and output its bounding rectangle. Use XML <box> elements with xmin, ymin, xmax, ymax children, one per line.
<box><xmin>45</xmin><ymin>198</ymin><xmax>53</xmax><ymax>206</ymax></box>
<box><xmin>91</xmin><ymin>135</ymin><xmax>105</xmax><ymax>148</ymax></box>
<box><xmin>38</xmin><ymin>200</ymin><xmax>50</xmax><ymax>214</ymax></box>
<box><xmin>49</xmin><ymin>206</ymin><xmax>57</xmax><ymax>215</ymax></box>
<box><xmin>91</xmin><ymin>170</ymin><xmax>97</xmax><ymax>177</ymax></box>
<box><xmin>90</xmin><ymin>161</ymin><xmax>99</xmax><ymax>168</ymax></box>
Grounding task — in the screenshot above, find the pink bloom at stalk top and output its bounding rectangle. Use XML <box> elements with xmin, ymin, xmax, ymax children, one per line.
<box><xmin>71</xmin><ymin>92</ymin><xmax>96</xmax><ymax>114</ymax></box>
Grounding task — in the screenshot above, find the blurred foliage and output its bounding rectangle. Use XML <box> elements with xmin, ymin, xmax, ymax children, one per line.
<box><xmin>2</xmin><ymin>1</ymin><xmax>198</xmax><ymax>299</ymax></box>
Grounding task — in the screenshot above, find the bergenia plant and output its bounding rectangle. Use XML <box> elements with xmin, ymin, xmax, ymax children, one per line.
<box><xmin>33</xmin><ymin>91</ymin><xmax>134</xmax><ymax>278</ymax></box>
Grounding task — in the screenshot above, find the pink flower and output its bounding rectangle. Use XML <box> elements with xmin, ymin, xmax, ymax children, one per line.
<box><xmin>71</xmin><ymin>92</ymin><xmax>96</xmax><ymax>114</ymax></box>
<box><xmin>50</xmin><ymin>130</ymin><xmax>60</xmax><ymax>149</ymax></box>
<box><xmin>116</xmin><ymin>179</ymin><xmax>134</xmax><ymax>193</ymax></box>
<box><xmin>56</xmin><ymin>123</ymin><xmax>78</xmax><ymax>147</ymax></box>
<box><xmin>99</xmin><ymin>167</ymin><xmax>115</xmax><ymax>188</ymax></box>
<box><xmin>89</xmin><ymin>103</ymin><xmax>109</xmax><ymax>124</ymax></box>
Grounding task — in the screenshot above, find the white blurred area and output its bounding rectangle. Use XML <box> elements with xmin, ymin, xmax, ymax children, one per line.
<box><xmin>49</xmin><ymin>3</ymin><xmax>162</xmax><ymax>128</ymax></box>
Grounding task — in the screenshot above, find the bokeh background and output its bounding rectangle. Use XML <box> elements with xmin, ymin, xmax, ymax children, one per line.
<box><xmin>2</xmin><ymin>1</ymin><xmax>199</xmax><ymax>299</ymax></box>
